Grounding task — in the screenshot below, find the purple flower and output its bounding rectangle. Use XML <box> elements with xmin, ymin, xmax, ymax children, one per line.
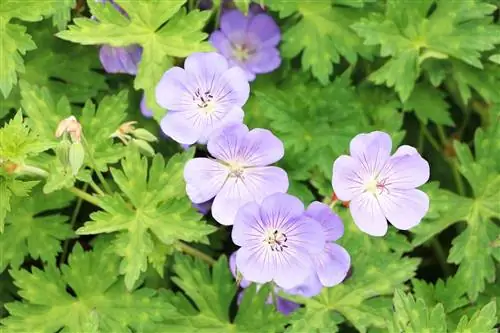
<box><xmin>332</xmin><ymin>131</ymin><xmax>430</xmax><ymax>236</ymax></box>
<box><xmin>183</xmin><ymin>123</ymin><xmax>288</xmax><ymax>225</ymax></box>
<box><xmin>99</xmin><ymin>45</ymin><xmax>142</xmax><ymax>75</ymax></box>
<box><xmin>209</xmin><ymin>9</ymin><xmax>281</xmax><ymax>81</ymax></box>
<box><xmin>155</xmin><ymin>52</ymin><xmax>250</xmax><ymax>145</ymax></box>
<box><xmin>193</xmin><ymin>200</ymin><xmax>213</xmax><ymax>215</ymax></box>
<box><xmin>231</xmin><ymin>193</ymin><xmax>325</xmax><ymax>289</ymax></box>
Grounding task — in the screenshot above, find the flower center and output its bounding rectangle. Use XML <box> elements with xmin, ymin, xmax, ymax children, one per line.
<box><xmin>365</xmin><ymin>177</ymin><xmax>388</xmax><ymax>195</ymax></box>
<box><xmin>233</xmin><ymin>44</ymin><xmax>253</xmax><ymax>62</ymax></box>
<box><xmin>228</xmin><ymin>161</ymin><xmax>245</xmax><ymax>178</ymax></box>
<box><xmin>264</xmin><ymin>229</ymin><xmax>288</xmax><ymax>252</ymax></box>
<box><xmin>193</xmin><ymin>88</ymin><xmax>215</xmax><ymax>112</ymax></box>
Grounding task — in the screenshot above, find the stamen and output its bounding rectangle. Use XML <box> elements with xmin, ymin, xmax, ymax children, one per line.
<box><xmin>265</xmin><ymin>229</ymin><xmax>288</xmax><ymax>252</ymax></box>
<box><xmin>193</xmin><ymin>88</ymin><xmax>214</xmax><ymax>109</ymax></box>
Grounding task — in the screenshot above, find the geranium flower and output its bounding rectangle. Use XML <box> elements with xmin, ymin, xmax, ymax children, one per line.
<box><xmin>155</xmin><ymin>52</ymin><xmax>250</xmax><ymax>145</ymax></box>
<box><xmin>183</xmin><ymin>123</ymin><xmax>288</xmax><ymax>225</ymax></box>
<box><xmin>231</xmin><ymin>193</ymin><xmax>325</xmax><ymax>289</ymax></box>
<box><xmin>332</xmin><ymin>131</ymin><xmax>430</xmax><ymax>236</ymax></box>
<box><xmin>209</xmin><ymin>9</ymin><xmax>281</xmax><ymax>81</ymax></box>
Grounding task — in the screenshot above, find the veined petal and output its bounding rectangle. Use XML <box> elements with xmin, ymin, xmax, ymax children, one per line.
<box><xmin>229</xmin><ymin>252</ymin><xmax>251</xmax><ymax>288</ymax></box>
<box><xmin>349</xmin><ymin>192</ymin><xmax>388</xmax><ymax>236</ymax></box>
<box><xmin>246</xmin><ymin>47</ymin><xmax>281</xmax><ymax>74</ymax></box>
<box><xmin>380</xmin><ymin>145</ymin><xmax>430</xmax><ymax>189</ymax></box>
<box><xmin>236</xmin><ymin>246</ymin><xmax>275</xmax><ymax>285</ymax></box>
<box><xmin>349</xmin><ymin>131</ymin><xmax>392</xmax><ymax>176</ymax></box>
<box><xmin>159</xmin><ymin>110</ymin><xmax>203</xmax><ymax>145</ymax></box>
<box><xmin>221</xmin><ymin>10</ymin><xmax>249</xmax><ymax>39</ymax></box>
<box><xmin>212</xmin><ymin>166</ymin><xmax>288</xmax><ymax>225</ymax></box>
<box><xmin>232</xmin><ymin>201</ymin><xmax>264</xmax><ymax>247</ymax></box>
<box><xmin>379</xmin><ymin>189</ymin><xmax>429</xmax><ymax>230</ymax></box>
<box><xmin>285</xmin><ymin>269</ymin><xmax>323</xmax><ymax>298</ymax></box>
<box><xmin>248</xmin><ymin>13</ymin><xmax>281</xmax><ymax>48</ymax></box>
<box><xmin>184</xmin><ymin>52</ymin><xmax>229</xmax><ymax>93</ymax></box>
<box><xmin>184</xmin><ymin>158</ymin><xmax>229</xmax><ymax>204</ymax></box>
<box><xmin>209</xmin><ymin>31</ymin><xmax>233</xmax><ymax>59</ymax></box>
<box><xmin>207</xmin><ymin>123</ymin><xmax>249</xmax><ymax>161</ymax></box>
<box><xmin>196</xmin><ymin>106</ymin><xmax>244</xmax><ymax>144</ymax></box>
<box><xmin>314</xmin><ymin>243</ymin><xmax>350</xmax><ymax>287</ymax></box>
<box><xmin>305</xmin><ymin>202</ymin><xmax>344</xmax><ymax>241</ymax></box>
<box><xmin>273</xmin><ymin>249</ymin><xmax>315</xmax><ymax>289</ymax></box>
<box><xmin>259</xmin><ymin>193</ymin><xmax>305</xmax><ymax>230</ymax></box>
<box><xmin>238</xmin><ymin>128</ymin><xmax>284</xmax><ymax>166</ymax></box>
<box><xmin>332</xmin><ymin>155</ymin><xmax>365</xmax><ymax>201</ymax></box>
<box><xmin>213</xmin><ymin>66</ymin><xmax>250</xmax><ymax>108</ymax></box>
<box><xmin>281</xmin><ymin>216</ymin><xmax>325</xmax><ymax>255</ymax></box>
<box><xmin>155</xmin><ymin>67</ymin><xmax>194</xmax><ymax>111</ymax></box>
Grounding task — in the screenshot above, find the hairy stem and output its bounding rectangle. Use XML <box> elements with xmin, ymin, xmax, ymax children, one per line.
<box><xmin>82</xmin><ymin>137</ymin><xmax>113</xmax><ymax>194</ymax></box>
<box><xmin>88</xmin><ymin>179</ymin><xmax>105</xmax><ymax>196</ymax></box>
<box><xmin>176</xmin><ymin>242</ymin><xmax>216</xmax><ymax>265</ymax></box>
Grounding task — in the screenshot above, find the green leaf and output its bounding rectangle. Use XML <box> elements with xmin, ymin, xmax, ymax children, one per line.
<box><xmin>266</xmin><ymin>0</ymin><xmax>372</xmax><ymax>84</ymax></box>
<box><xmin>352</xmin><ymin>1</ymin><xmax>500</xmax><ymax>100</ymax></box>
<box><xmin>403</xmin><ymin>82</ymin><xmax>454</xmax><ymax>126</ymax></box>
<box><xmin>76</xmin><ymin>149</ymin><xmax>216</xmax><ymax>290</ymax></box>
<box><xmin>387</xmin><ymin>289</ymin><xmax>447</xmax><ymax>333</ymax></box>
<box><xmin>57</xmin><ymin>2</ymin><xmax>212</xmax><ymax>119</ymax></box>
<box><xmin>412</xmin><ymin>277</ymin><xmax>469</xmax><ymax>315</ymax></box>
<box><xmin>0</xmin><ymin>187</ymin><xmax>73</xmax><ymax>271</ymax></box>
<box><xmin>0</xmin><ymin>175</ymin><xmax>38</xmax><ymax>233</ymax></box>
<box><xmin>1</xmin><ymin>244</ymin><xmax>182</xmax><ymax>332</ymax></box>
<box><xmin>51</xmin><ymin>0</ymin><xmax>74</xmax><ymax>30</ymax></box>
<box><xmin>455</xmin><ymin>301</ymin><xmax>497</xmax><ymax>333</ymax></box>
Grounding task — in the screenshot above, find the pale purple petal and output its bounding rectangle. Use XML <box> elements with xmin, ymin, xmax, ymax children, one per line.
<box><xmin>349</xmin><ymin>131</ymin><xmax>392</xmax><ymax>176</ymax></box>
<box><xmin>209</xmin><ymin>31</ymin><xmax>233</xmax><ymax>59</ymax></box>
<box><xmin>236</xmin><ymin>246</ymin><xmax>275</xmax><ymax>284</ymax></box>
<box><xmin>232</xmin><ymin>201</ymin><xmax>263</xmax><ymax>246</ymax></box>
<box><xmin>221</xmin><ymin>10</ymin><xmax>249</xmax><ymax>39</ymax></box>
<box><xmin>208</xmin><ymin>123</ymin><xmax>250</xmax><ymax>161</ymax></box>
<box><xmin>160</xmin><ymin>110</ymin><xmax>203</xmax><ymax>145</ymax></box>
<box><xmin>213</xmin><ymin>66</ymin><xmax>250</xmax><ymax>108</ymax></box>
<box><xmin>184</xmin><ymin>52</ymin><xmax>229</xmax><ymax>92</ymax></box>
<box><xmin>275</xmin><ymin>298</ymin><xmax>300</xmax><ymax>316</ymax></box>
<box><xmin>99</xmin><ymin>45</ymin><xmax>141</xmax><ymax>75</ymax></box>
<box><xmin>184</xmin><ymin>158</ymin><xmax>229</xmax><ymax>203</ymax></box>
<box><xmin>248</xmin><ymin>13</ymin><xmax>281</xmax><ymax>48</ymax></box>
<box><xmin>258</xmin><ymin>192</ymin><xmax>305</xmax><ymax>229</ymax></box>
<box><xmin>196</xmin><ymin>107</ymin><xmax>244</xmax><ymax>144</ymax></box>
<box><xmin>378</xmin><ymin>189</ymin><xmax>429</xmax><ymax>230</ymax></box>
<box><xmin>193</xmin><ymin>200</ymin><xmax>212</xmax><ymax>215</ymax></box>
<box><xmin>305</xmin><ymin>202</ymin><xmax>344</xmax><ymax>241</ymax></box>
<box><xmin>273</xmin><ymin>248</ymin><xmax>316</xmax><ymax>289</ymax></box>
<box><xmin>314</xmin><ymin>243</ymin><xmax>350</xmax><ymax>287</ymax></box>
<box><xmin>212</xmin><ymin>166</ymin><xmax>288</xmax><ymax>225</ymax></box>
<box><xmin>349</xmin><ymin>192</ymin><xmax>388</xmax><ymax>236</ymax></box>
<box><xmin>285</xmin><ymin>272</ymin><xmax>323</xmax><ymax>297</ymax></box>
<box><xmin>229</xmin><ymin>252</ymin><xmax>251</xmax><ymax>288</ymax></box>
<box><xmin>332</xmin><ymin>155</ymin><xmax>365</xmax><ymax>201</ymax></box>
<box><xmin>155</xmin><ymin>67</ymin><xmax>194</xmax><ymax>111</ymax></box>
<box><xmin>246</xmin><ymin>47</ymin><xmax>281</xmax><ymax>74</ymax></box>
<box><xmin>379</xmin><ymin>145</ymin><xmax>430</xmax><ymax>189</ymax></box>
<box><xmin>140</xmin><ymin>95</ymin><xmax>153</xmax><ymax>118</ymax></box>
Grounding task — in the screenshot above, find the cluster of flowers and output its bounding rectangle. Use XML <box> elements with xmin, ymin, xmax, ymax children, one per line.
<box><xmin>97</xmin><ymin>1</ymin><xmax>430</xmax><ymax>315</ymax></box>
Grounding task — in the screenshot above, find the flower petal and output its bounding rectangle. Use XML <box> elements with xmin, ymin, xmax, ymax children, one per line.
<box><xmin>314</xmin><ymin>243</ymin><xmax>350</xmax><ymax>287</ymax></box>
<box><xmin>184</xmin><ymin>52</ymin><xmax>229</xmax><ymax>92</ymax></box>
<box><xmin>349</xmin><ymin>192</ymin><xmax>388</xmax><ymax>236</ymax></box>
<box><xmin>379</xmin><ymin>189</ymin><xmax>429</xmax><ymax>230</ymax></box>
<box><xmin>212</xmin><ymin>166</ymin><xmax>288</xmax><ymax>225</ymax></box>
<box><xmin>238</xmin><ymin>128</ymin><xmax>285</xmax><ymax>166</ymax></box>
<box><xmin>196</xmin><ymin>106</ymin><xmax>245</xmax><ymax>144</ymax></box>
<box><xmin>229</xmin><ymin>252</ymin><xmax>251</xmax><ymax>288</ymax></box>
<box><xmin>232</xmin><ymin>200</ymin><xmax>263</xmax><ymax>246</ymax></box>
<box><xmin>140</xmin><ymin>95</ymin><xmax>153</xmax><ymax>118</ymax></box>
<box><xmin>259</xmin><ymin>193</ymin><xmax>305</xmax><ymax>229</ymax></box>
<box><xmin>159</xmin><ymin>110</ymin><xmax>203</xmax><ymax>145</ymax></box>
<box><xmin>236</xmin><ymin>246</ymin><xmax>275</xmax><ymax>285</ymax></box>
<box><xmin>276</xmin><ymin>298</ymin><xmax>300</xmax><ymax>316</ymax></box>
<box><xmin>349</xmin><ymin>131</ymin><xmax>392</xmax><ymax>176</ymax></box>
<box><xmin>221</xmin><ymin>10</ymin><xmax>249</xmax><ymax>39</ymax></box>
<box><xmin>305</xmin><ymin>202</ymin><xmax>344</xmax><ymax>241</ymax></box>
<box><xmin>379</xmin><ymin>145</ymin><xmax>430</xmax><ymax>189</ymax></box>
<box><xmin>332</xmin><ymin>155</ymin><xmax>365</xmax><ymax>201</ymax></box>
<box><xmin>209</xmin><ymin>31</ymin><xmax>233</xmax><ymax>59</ymax></box>
<box><xmin>246</xmin><ymin>47</ymin><xmax>281</xmax><ymax>74</ymax></box>
<box><xmin>207</xmin><ymin>123</ymin><xmax>249</xmax><ymax>161</ymax></box>
<box><xmin>248</xmin><ymin>13</ymin><xmax>281</xmax><ymax>48</ymax></box>
<box><xmin>273</xmin><ymin>250</ymin><xmax>315</xmax><ymax>289</ymax></box>
<box><xmin>213</xmin><ymin>66</ymin><xmax>250</xmax><ymax>108</ymax></box>
<box><xmin>155</xmin><ymin>67</ymin><xmax>194</xmax><ymax>111</ymax></box>
<box><xmin>184</xmin><ymin>158</ymin><xmax>229</xmax><ymax>204</ymax></box>
<box><xmin>285</xmin><ymin>272</ymin><xmax>323</xmax><ymax>298</ymax></box>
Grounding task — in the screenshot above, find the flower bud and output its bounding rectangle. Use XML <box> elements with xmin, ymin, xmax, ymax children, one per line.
<box><xmin>69</xmin><ymin>142</ymin><xmax>85</xmax><ymax>176</ymax></box>
<box><xmin>132</xmin><ymin>128</ymin><xmax>157</xmax><ymax>142</ymax></box>
<box><xmin>55</xmin><ymin>116</ymin><xmax>82</xmax><ymax>143</ymax></box>
<box><xmin>131</xmin><ymin>139</ymin><xmax>155</xmax><ymax>156</ymax></box>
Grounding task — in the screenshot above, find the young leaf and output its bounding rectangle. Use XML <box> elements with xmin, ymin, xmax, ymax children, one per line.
<box><xmin>454</xmin><ymin>301</ymin><xmax>497</xmax><ymax>333</ymax></box>
<box><xmin>0</xmin><ymin>187</ymin><xmax>73</xmax><ymax>271</ymax></box>
<box><xmin>1</xmin><ymin>244</ymin><xmax>181</xmax><ymax>332</ymax></box>
<box><xmin>0</xmin><ymin>175</ymin><xmax>38</xmax><ymax>233</ymax></box>
<box><xmin>76</xmin><ymin>149</ymin><xmax>216</xmax><ymax>290</ymax></box>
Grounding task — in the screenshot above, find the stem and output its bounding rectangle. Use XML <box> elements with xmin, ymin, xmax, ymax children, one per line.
<box><xmin>82</xmin><ymin>137</ymin><xmax>113</xmax><ymax>194</ymax></box>
<box><xmin>431</xmin><ymin>238</ymin><xmax>452</xmax><ymax>277</ymax></box>
<box><xmin>68</xmin><ymin>187</ymin><xmax>102</xmax><ymax>208</ymax></box>
<box><xmin>451</xmin><ymin>159</ymin><xmax>466</xmax><ymax>196</ymax></box>
<box><xmin>188</xmin><ymin>0</ymin><xmax>194</xmax><ymax>10</ymax></box>
<box><xmin>59</xmin><ymin>183</ymin><xmax>88</xmax><ymax>265</ymax></box>
<box><xmin>417</xmin><ymin>125</ymin><xmax>425</xmax><ymax>153</ymax></box>
<box><xmin>88</xmin><ymin>179</ymin><xmax>105</xmax><ymax>196</ymax></box>
<box><xmin>18</xmin><ymin>165</ymin><xmax>49</xmax><ymax>178</ymax></box>
<box><xmin>420</xmin><ymin>126</ymin><xmax>441</xmax><ymax>152</ymax></box>
<box><xmin>436</xmin><ymin>125</ymin><xmax>448</xmax><ymax>147</ymax></box>
<box><xmin>271</xmin><ymin>283</ymin><xmax>278</xmax><ymax>310</ymax></box>
<box><xmin>176</xmin><ymin>242</ymin><xmax>216</xmax><ymax>265</ymax></box>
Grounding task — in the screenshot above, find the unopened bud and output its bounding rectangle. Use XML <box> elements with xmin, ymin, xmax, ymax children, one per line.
<box><xmin>56</xmin><ymin>139</ymin><xmax>71</xmax><ymax>166</ymax></box>
<box><xmin>69</xmin><ymin>142</ymin><xmax>85</xmax><ymax>176</ymax></box>
<box><xmin>132</xmin><ymin>128</ymin><xmax>157</xmax><ymax>142</ymax></box>
<box><xmin>110</xmin><ymin>121</ymin><xmax>137</xmax><ymax>143</ymax></box>
<box><xmin>131</xmin><ymin>139</ymin><xmax>155</xmax><ymax>156</ymax></box>
<box><xmin>55</xmin><ymin>116</ymin><xmax>82</xmax><ymax>143</ymax></box>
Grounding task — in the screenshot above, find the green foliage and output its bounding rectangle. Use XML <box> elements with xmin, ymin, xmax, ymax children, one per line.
<box><xmin>266</xmin><ymin>0</ymin><xmax>372</xmax><ymax>84</ymax></box>
<box><xmin>76</xmin><ymin>149</ymin><xmax>216</xmax><ymax>290</ymax></box>
<box><xmin>1</xmin><ymin>244</ymin><xmax>181</xmax><ymax>332</ymax></box>
<box><xmin>0</xmin><ymin>187</ymin><xmax>73</xmax><ymax>271</ymax></box>
<box><xmin>352</xmin><ymin>1</ymin><xmax>500</xmax><ymax>101</ymax></box>
<box><xmin>57</xmin><ymin>0</ymin><xmax>213</xmax><ymax>119</ymax></box>
<box><xmin>0</xmin><ymin>175</ymin><xmax>38</xmax><ymax>233</ymax></box>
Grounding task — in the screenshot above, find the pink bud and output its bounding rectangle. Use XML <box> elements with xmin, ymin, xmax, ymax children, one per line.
<box><xmin>55</xmin><ymin>116</ymin><xmax>82</xmax><ymax>143</ymax></box>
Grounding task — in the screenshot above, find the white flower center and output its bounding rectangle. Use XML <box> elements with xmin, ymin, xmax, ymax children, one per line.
<box><xmin>264</xmin><ymin>229</ymin><xmax>288</xmax><ymax>252</ymax></box>
<box><xmin>193</xmin><ymin>88</ymin><xmax>215</xmax><ymax>113</ymax></box>
<box><xmin>228</xmin><ymin>161</ymin><xmax>245</xmax><ymax>178</ymax></box>
<box><xmin>364</xmin><ymin>177</ymin><xmax>388</xmax><ymax>195</ymax></box>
